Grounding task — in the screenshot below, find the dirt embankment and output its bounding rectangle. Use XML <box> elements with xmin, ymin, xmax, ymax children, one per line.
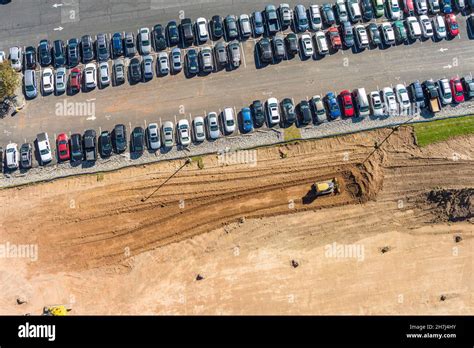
<box><xmin>424</xmin><ymin>189</ymin><xmax>473</xmax><ymax>222</ymax></box>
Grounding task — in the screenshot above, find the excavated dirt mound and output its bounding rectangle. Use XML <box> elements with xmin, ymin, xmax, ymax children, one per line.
<box><xmin>425</xmin><ymin>188</ymin><xmax>473</xmax><ymax>222</ymax></box>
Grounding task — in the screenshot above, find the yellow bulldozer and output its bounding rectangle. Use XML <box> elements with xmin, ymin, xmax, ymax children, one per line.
<box><xmin>312</xmin><ymin>178</ymin><xmax>340</xmax><ymax>196</ymax></box>
<box><xmin>42</xmin><ymin>304</ymin><xmax>72</xmax><ymax>316</ymax></box>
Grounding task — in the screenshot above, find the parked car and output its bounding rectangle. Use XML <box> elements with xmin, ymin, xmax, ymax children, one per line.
<box><xmin>70</xmin><ymin>133</ymin><xmax>83</xmax><ymax>162</ymax></box>
<box><xmin>361</xmin><ymin>0</ymin><xmax>375</xmax><ymax>19</ymax></box>
<box><xmin>294</xmin><ymin>4</ymin><xmax>309</xmax><ymax>32</ymax></box>
<box><xmin>279</xmin><ymin>3</ymin><xmax>292</xmax><ymax>28</ymax></box>
<box><xmin>113</xmin><ymin>59</ymin><xmax>125</xmax><ymax>84</ymax></box>
<box><xmin>433</xmin><ymin>15</ymin><xmax>447</xmax><ymax>39</ymax></box>
<box><xmin>395</xmin><ymin>84</ymin><xmax>411</xmax><ymax>111</ymax></box>
<box><xmin>339</xmin><ymin>90</ymin><xmax>355</xmax><ymax>117</ymax></box>
<box><xmin>42</xmin><ymin>68</ymin><xmax>54</xmax><ymax>94</ymax></box>
<box><xmin>129</xmin><ymin>57</ymin><xmax>142</xmax><ymax>82</ymax></box>
<box><xmin>325</xmin><ymin>92</ymin><xmax>342</xmax><ymax>119</ymax></box>
<box><xmin>38</xmin><ymin>39</ymin><xmax>52</xmax><ymax>66</ymax></box>
<box><xmin>251</xmin><ymin>100</ymin><xmax>266</xmax><ymax>127</ymax></box>
<box><xmin>241</xmin><ymin>107</ymin><xmax>254</xmax><ymax>133</ymax></box>
<box><xmin>131</xmin><ymin>127</ymin><xmax>145</xmax><ymax>153</ymax></box>
<box><xmin>461</xmin><ymin>75</ymin><xmax>474</xmax><ymax>99</ymax></box>
<box><xmin>285</xmin><ymin>33</ymin><xmax>299</xmax><ymax>56</ymax></box>
<box><xmin>142</xmin><ymin>55</ymin><xmax>154</xmax><ymax>80</ymax></box>
<box><xmin>171</xmin><ymin>48</ymin><xmax>182</xmax><ymax>73</ymax></box>
<box><xmin>186</xmin><ymin>48</ymin><xmax>199</xmax><ymax>75</ymax></box>
<box><xmin>281</xmin><ymin>98</ymin><xmax>296</xmax><ymax>124</ymax></box>
<box><xmin>336</xmin><ymin>0</ymin><xmax>349</xmax><ymax>23</ymax></box>
<box><xmin>429</xmin><ymin>0</ymin><xmax>441</xmax><ymax>12</ymax></box>
<box><xmin>196</xmin><ymin>17</ymin><xmax>209</xmax><ymax>43</ymax></box>
<box><xmin>9</xmin><ymin>46</ymin><xmax>22</xmax><ymax>71</ymax></box>
<box><xmin>381</xmin><ymin>22</ymin><xmax>396</xmax><ymax>45</ymax></box>
<box><xmin>199</xmin><ymin>46</ymin><xmax>214</xmax><ymax>73</ymax></box>
<box><xmin>437</xmin><ymin>78</ymin><xmax>453</xmax><ymax>104</ymax></box>
<box><xmin>272</xmin><ymin>35</ymin><xmax>286</xmax><ymax>60</ymax></box>
<box><xmin>57</xmin><ymin>133</ymin><xmax>70</xmax><ymax>161</ymax></box>
<box><xmin>37</xmin><ymin>132</ymin><xmax>53</xmax><ymax>164</ymax></box>
<box><xmin>367</xmin><ymin>23</ymin><xmax>382</xmax><ymax>47</ymax></box>
<box><xmin>342</xmin><ymin>21</ymin><xmax>355</xmax><ymax>48</ymax></box>
<box><xmin>353</xmin><ymin>88</ymin><xmax>370</xmax><ymax>117</ymax></box>
<box><xmin>450</xmin><ymin>77</ymin><xmax>465</xmax><ymax>103</ymax></box>
<box><xmin>215</xmin><ymin>42</ymin><xmax>228</xmax><ymax>68</ymax></box>
<box><xmin>152</xmin><ymin>24</ymin><xmax>167</xmax><ymax>51</ymax></box>
<box><xmin>24</xmin><ymin>46</ymin><xmax>36</xmax><ymax>70</ymax></box>
<box><xmin>266</xmin><ymin>97</ymin><xmax>281</xmax><ymax>125</ymax></box>
<box><xmin>67</xmin><ymin>38</ymin><xmax>80</xmax><ymax>67</ymax></box>
<box><xmin>147</xmin><ymin>123</ymin><xmax>161</xmax><ymax>149</ymax></box>
<box><xmin>124</xmin><ymin>32</ymin><xmax>137</xmax><ymax>57</ymax></box>
<box><xmin>252</xmin><ymin>11</ymin><xmax>265</xmax><ymax>36</ymax></box>
<box><xmin>19</xmin><ymin>143</ymin><xmax>32</xmax><ymax>169</ymax></box>
<box><xmin>158</xmin><ymin>51</ymin><xmax>170</xmax><ymax>75</ymax></box>
<box><xmin>239</xmin><ymin>14</ymin><xmax>252</xmax><ymax>38</ymax></box>
<box><xmin>55</xmin><ymin>67</ymin><xmax>67</xmax><ymax>94</ymax></box>
<box><xmin>322</xmin><ymin>3</ymin><xmax>336</xmax><ymax>26</ymax></box>
<box><xmin>407</xmin><ymin>16</ymin><xmax>422</xmax><ymax>40</ymax></box>
<box><xmin>162</xmin><ymin>121</ymin><xmax>175</xmax><ymax>147</ymax></box>
<box><xmin>415</xmin><ymin>0</ymin><xmax>429</xmax><ymax>13</ymax></box>
<box><xmin>387</xmin><ymin>0</ymin><xmax>402</xmax><ymax>20</ymax></box>
<box><xmin>369</xmin><ymin>91</ymin><xmax>384</xmax><ymax>116</ymax></box>
<box><xmin>301</xmin><ymin>34</ymin><xmax>314</xmax><ymax>57</ymax></box>
<box><xmin>354</xmin><ymin>24</ymin><xmax>369</xmax><ymax>49</ymax></box>
<box><xmin>83</xmin><ymin>129</ymin><xmax>97</xmax><ymax>161</ymax></box>
<box><xmin>445</xmin><ymin>13</ymin><xmax>459</xmax><ymax>37</ymax></box>
<box><xmin>408</xmin><ymin>80</ymin><xmax>426</xmax><ymax>108</ymax></box>
<box><xmin>404</xmin><ymin>0</ymin><xmax>416</xmax><ymax>14</ymax></box>
<box><xmin>193</xmin><ymin>117</ymin><xmax>206</xmax><ymax>142</ymax></box>
<box><xmin>139</xmin><ymin>27</ymin><xmax>152</xmax><ymax>54</ymax></box>
<box><xmin>298</xmin><ymin>100</ymin><xmax>313</xmax><ymax>125</ymax></box>
<box><xmin>24</xmin><ymin>70</ymin><xmax>37</xmax><ymax>99</ymax></box>
<box><xmin>441</xmin><ymin>0</ymin><xmax>453</xmax><ymax>12</ymax></box>
<box><xmin>207</xmin><ymin>112</ymin><xmax>220</xmax><ymax>139</ymax></box>
<box><xmin>265</xmin><ymin>4</ymin><xmax>281</xmax><ymax>34</ymax></box>
<box><xmin>181</xmin><ymin>18</ymin><xmax>194</xmax><ymax>45</ymax></box>
<box><xmin>99</xmin><ymin>61</ymin><xmax>110</xmax><ymax>87</ymax></box>
<box><xmin>329</xmin><ymin>27</ymin><xmax>342</xmax><ymax>50</ymax></box>
<box><xmin>381</xmin><ymin>87</ymin><xmax>398</xmax><ymax>114</ymax></box>
<box><xmin>310</xmin><ymin>95</ymin><xmax>328</xmax><ymax>123</ymax></box>
<box><xmin>222</xmin><ymin>107</ymin><xmax>236</xmax><ymax>133</ymax></box>
<box><xmin>5</xmin><ymin>143</ymin><xmax>19</xmax><ymax>170</ymax></box>
<box><xmin>420</xmin><ymin>15</ymin><xmax>434</xmax><ymax>38</ymax></box>
<box><xmin>309</xmin><ymin>5</ymin><xmax>323</xmax><ymax>31</ymax></box>
<box><xmin>393</xmin><ymin>20</ymin><xmax>408</xmax><ymax>43</ymax></box>
<box><xmin>372</xmin><ymin>0</ymin><xmax>385</xmax><ymax>16</ymax></box>
<box><xmin>347</xmin><ymin>0</ymin><xmax>363</xmax><ymax>22</ymax></box>
<box><xmin>69</xmin><ymin>67</ymin><xmax>81</xmax><ymax>93</ymax></box>
<box><xmin>113</xmin><ymin>124</ymin><xmax>127</xmax><ymax>153</ymax></box>
<box><xmin>81</xmin><ymin>35</ymin><xmax>94</xmax><ymax>63</ymax></box>
<box><xmin>227</xmin><ymin>41</ymin><xmax>241</xmax><ymax>69</ymax></box>
<box><xmin>167</xmin><ymin>20</ymin><xmax>180</xmax><ymax>46</ymax></box>
<box><xmin>95</xmin><ymin>33</ymin><xmax>109</xmax><ymax>62</ymax></box>
<box><xmin>111</xmin><ymin>32</ymin><xmax>124</xmax><ymax>58</ymax></box>
<box><xmin>53</xmin><ymin>40</ymin><xmax>65</xmax><ymax>67</ymax></box>
<box><xmin>99</xmin><ymin>131</ymin><xmax>113</xmax><ymax>157</ymax></box>
<box><xmin>211</xmin><ymin>15</ymin><xmax>224</xmax><ymax>39</ymax></box>
<box><xmin>178</xmin><ymin>119</ymin><xmax>191</xmax><ymax>146</ymax></box>
<box><xmin>225</xmin><ymin>15</ymin><xmax>239</xmax><ymax>40</ymax></box>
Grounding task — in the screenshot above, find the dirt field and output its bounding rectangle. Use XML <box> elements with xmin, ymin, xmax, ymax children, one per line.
<box><xmin>0</xmin><ymin>126</ymin><xmax>472</xmax><ymax>315</ymax></box>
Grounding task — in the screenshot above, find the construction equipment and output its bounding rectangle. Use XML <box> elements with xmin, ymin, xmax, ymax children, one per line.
<box><xmin>42</xmin><ymin>304</ymin><xmax>72</xmax><ymax>316</ymax></box>
<box><xmin>312</xmin><ymin>178</ymin><xmax>340</xmax><ymax>196</ymax></box>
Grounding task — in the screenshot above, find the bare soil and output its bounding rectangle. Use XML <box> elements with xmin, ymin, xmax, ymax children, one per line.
<box><xmin>0</xmin><ymin>126</ymin><xmax>472</xmax><ymax>315</ymax></box>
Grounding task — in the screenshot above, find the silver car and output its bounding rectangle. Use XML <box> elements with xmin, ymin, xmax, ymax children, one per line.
<box><xmin>200</xmin><ymin>46</ymin><xmax>214</xmax><ymax>73</ymax></box>
<box><xmin>142</xmin><ymin>55</ymin><xmax>154</xmax><ymax>80</ymax></box>
<box><xmin>207</xmin><ymin>112</ymin><xmax>220</xmax><ymax>139</ymax></box>
<box><xmin>55</xmin><ymin>67</ymin><xmax>67</xmax><ymax>94</ymax></box>
<box><xmin>24</xmin><ymin>70</ymin><xmax>37</xmax><ymax>99</ymax></box>
<box><xmin>147</xmin><ymin>123</ymin><xmax>161</xmax><ymax>150</ymax></box>
<box><xmin>114</xmin><ymin>59</ymin><xmax>125</xmax><ymax>84</ymax></box>
<box><xmin>161</xmin><ymin>121</ymin><xmax>174</xmax><ymax>147</ymax></box>
<box><xmin>158</xmin><ymin>51</ymin><xmax>169</xmax><ymax>75</ymax></box>
<box><xmin>214</xmin><ymin>42</ymin><xmax>228</xmax><ymax>67</ymax></box>
<box><xmin>171</xmin><ymin>47</ymin><xmax>182</xmax><ymax>73</ymax></box>
<box><xmin>99</xmin><ymin>62</ymin><xmax>110</xmax><ymax>87</ymax></box>
<box><xmin>239</xmin><ymin>14</ymin><xmax>252</xmax><ymax>38</ymax></box>
<box><xmin>227</xmin><ymin>41</ymin><xmax>241</xmax><ymax>69</ymax></box>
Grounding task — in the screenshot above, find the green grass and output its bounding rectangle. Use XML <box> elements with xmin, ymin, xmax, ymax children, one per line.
<box><xmin>413</xmin><ymin>116</ymin><xmax>474</xmax><ymax>147</ymax></box>
<box><xmin>284</xmin><ymin>125</ymin><xmax>302</xmax><ymax>142</ymax></box>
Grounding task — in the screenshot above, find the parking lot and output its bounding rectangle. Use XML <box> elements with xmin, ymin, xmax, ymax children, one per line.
<box><xmin>1</xmin><ymin>0</ymin><xmax>474</xmax><ymax>169</ymax></box>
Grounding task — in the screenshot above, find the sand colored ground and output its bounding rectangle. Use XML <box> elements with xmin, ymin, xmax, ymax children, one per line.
<box><xmin>0</xmin><ymin>127</ymin><xmax>472</xmax><ymax>314</ymax></box>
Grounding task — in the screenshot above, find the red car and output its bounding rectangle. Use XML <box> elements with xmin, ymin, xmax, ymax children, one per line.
<box><xmin>339</xmin><ymin>90</ymin><xmax>354</xmax><ymax>117</ymax></box>
<box><xmin>445</xmin><ymin>14</ymin><xmax>459</xmax><ymax>37</ymax></box>
<box><xmin>69</xmin><ymin>67</ymin><xmax>81</xmax><ymax>94</ymax></box>
<box><xmin>403</xmin><ymin>0</ymin><xmax>415</xmax><ymax>14</ymax></box>
<box><xmin>57</xmin><ymin>133</ymin><xmax>70</xmax><ymax>161</ymax></box>
<box><xmin>328</xmin><ymin>27</ymin><xmax>342</xmax><ymax>50</ymax></box>
<box><xmin>450</xmin><ymin>78</ymin><xmax>465</xmax><ymax>103</ymax></box>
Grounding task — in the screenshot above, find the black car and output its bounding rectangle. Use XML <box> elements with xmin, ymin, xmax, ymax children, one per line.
<box><xmin>67</xmin><ymin>38</ymin><xmax>80</xmax><ymax>67</ymax></box>
<box><xmin>20</xmin><ymin>143</ymin><xmax>32</xmax><ymax>169</ymax></box>
<box><xmin>129</xmin><ymin>57</ymin><xmax>142</xmax><ymax>83</ymax></box>
<box><xmin>181</xmin><ymin>18</ymin><xmax>194</xmax><ymax>45</ymax></box>
<box><xmin>251</xmin><ymin>100</ymin><xmax>265</xmax><ymax>127</ymax></box>
<box><xmin>153</xmin><ymin>24</ymin><xmax>167</xmax><ymax>51</ymax></box>
<box><xmin>38</xmin><ymin>40</ymin><xmax>52</xmax><ymax>66</ymax></box>
<box><xmin>99</xmin><ymin>131</ymin><xmax>113</xmax><ymax>157</ymax></box>
<box><xmin>361</xmin><ymin>0</ymin><xmax>374</xmax><ymax>20</ymax></box>
<box><xmin>211</xmin><ymin>15</ymin><xmax>224</xmax><ymax>39</ymax></box>
<box><xmin>298</xmin><ymin>100</ymin><xmax>312</xmax><ymax>126</ymax></box>
<box><xmin>167</xmin><ymin>20</ymin><xmax>180</xmax><ymax>46</ymax></box>
<box><xmin>131</xmin><ymin>127</ymin><xmax>145</xmax><ymax>153</ymax></box>
<box><xmin>83</xmin><ymin>130</ymin><xmax>97</xmax><ymax>162</ymax></box>
<box><xmin>186</xmin><ymin>48</ymin><xmax>199</xmax><ymax>75</ymax></box>
<box><xmin>24</xmin><ymin>46</ymin><xmax>36</xmax><ymax>70</ymax></box>
<box><xmin>113</xmin><ymin>124</ymin><xmax>127</xmax><ymax>153</ymax></box>
<box><xmin>281</xmin><ymin>98</ymin><xmax>296</xmax><ymax>124</ymax></box>
<box><xmin>285</xmin><ymin>33</ymin><xmax>299</xmax><ymax>56</ymax></box>
<box><xmin>70</xmin><ymin>133</ymin><xmax>83</xmax><ymax>162</ymax></box>
<box><xmin>225</xmin><ymin>15</ymin><xmax>239</xmax><ymax>40</ymax></box>
<box><xmin>52</xmin><ymin>40</ymin><xmax>65</xmax><ymax>68</ymax></box>
<box><xmin>408</xmin><ymin>80</ymin><xmax>426</xmax><ymax>108</ymax></box>
<box><xmin>81</xmin><ymin>34</ymin><xmax>94</xmax><ymax>63</ymax></box>
<box><xmin>258</xmin><ymin>38</ymin><xmax>273</xmax><ymax>63</ymax></box>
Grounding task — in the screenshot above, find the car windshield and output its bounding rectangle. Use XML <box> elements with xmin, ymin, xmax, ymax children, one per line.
<box><xmin>40</xmin><ymin>149</ymin><xmax>49</xmax><ymax>155</ymax></box>
<box><xmin>25</xmin><ymin>85</ymin><xmax>35</xmax><ymax>92</ymax></box>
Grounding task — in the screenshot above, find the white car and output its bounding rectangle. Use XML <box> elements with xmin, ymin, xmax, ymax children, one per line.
<box><xmin>407</xmin><ymin>16</ymin><xmax>422</xmax><ymax>39</ymax></box>
<box><xmin>419</xmin><ymin>15</ymin><xmax>434</xmax><ymax>38</ymax></box>
<box><xmin>207</xmin><ymin>112</ymin><xmax>220</xmax><ymax>139</ymax></box>
<box><xmin>347</xmin><ymin>0</ymin><xmax>362</xmax><ymax>22</ymax></box>
<box><xmin>415</xmin><ymin>0</ymin><xmax>428</xmax><ymax>14</ymax></box>
<box><xmin>99</xmin><ymin>62</ymin><xmax>110</xmax><ymax>87</ymax></box>
<box><xmin>42</xmin><ymin>68</ymin><xmax>54</xmax><ymax>94</ymax></box>
<box><xmin>9</xmin><ymin>46</ymin><xmax>22</xmax><ymax>71</ymax></box>
<box><xmin>161</xmin><ymin>121</ymin><xmax>174</xmax><ymax>147</ymax></box>
<box><xmin>301</xmin><ymin>34</ymin><xmax>314</xmax><ymax>57</ymax></box>
<box><xmin>381</xmin><ymin>22</ymin><xmax>395</xmax><ymax>45</ymax></box>
<box><xmin>55</xmin><ymin>67</ymin><xmax>66</xmax><ymax>94</ymax></box>
<box><xmin>395</xmin><ymin>84</ymin><xmax>411</xmax><ymax>111</ymax></box>
<box><xmin>193</xmin><ymin>116</ymin><xmax>206</xmax><ymax>142</ymax></box>
<box><xmin>433</xmin><ymin>15</ymin><xmax>446</xmax><ymax>39</ymax></box>
<box><xmin>369</xmin><ymin>91</ymin><xmax>384</xmax><ymax>116</ymax></box>
<box><xmin>84</xmin><ymin>63</ymin><xmax>97</xmax><ymax>90</ymax></box>
<box><xmin>139</xmin><ymin>27</ymin><xmax>152</xmax><ymax>55</ymax></box>
<box><xmin>158</xmin><ymin>51</ymin><xmax>169</xmax><ymax>75</ymax></box>
<box><xmin>309</xmin><ymin>5</ymin><xmax>322</xmax><ymax>31</ymax></box>
<box><xmin>437</xmin><ymin>78</ymin><xmax>452</xmax><ymax>105</ymax></box>
<box><xmin>5</xmin><ymin>143</ymin><xmax>19</xmax><ymax>170</ymax></box>
<box><xmin>196</xmin><ymin>17</ymin><xmax>209</xmax><ymax>42</ymax></box>
<box><xmin>37</xmin><ymin>132</ymin><xmax>52</xmax><ymax>164</ymax></box>
<box><xmin>239</xmin><ymin>14</ymin><xmax>252</xmax><ymax>38</ymax></box>
<box><xmin>387</xmin><ymin>0</ymin><xmax>401</xmax><ymax>20</ymax></box>
<box><xmin>315</xmin><ymin>30</ymin><xmax>329</xmax><ymax>55</ymax></box>
<box><xmin>147</xmin><ymin>123</ymin><xmax>161</xmax><ymax>150</ymax></box>
<box><xmin>354</xmin><ymin>24</ymin><xmax>369</xmax><ymax>49</ymax></box>
<box><xmin>222</xmin><ymin>107</ymin><xmax>236</xmax><ymax>133</ymax></box>
<box><xmin>178</xmin><ymin>119</ymin><xmax>191</xmax><ymax>146</ymax></box>
<box><xmin>266</xmin><ymin>97</ymin><xmax>280</xmax><ymax>125</ymax></box>
<box><xmin>382</xmin><ymin>87</ymin><xmax>398</xmax><ymax>115</ymax></box>
<box><xmin>0</xmin><ymin>50</ymin><xmax>6</xmax><ymax>63</ymax></box>
<box><xmin>336</xmin><ymin>0</ymin><xmax>349</xmax><ymax>23</ymax></box>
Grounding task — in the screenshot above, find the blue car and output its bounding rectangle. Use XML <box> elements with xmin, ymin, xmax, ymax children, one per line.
<box><xmin>325</xmin><ymin>92</ymin><xmax>341</xmax><ymax>120</ymax></box>
<box><xmin>112</xmin><ymin>33</ymin><xmax>123</xmax><ymax>58</ymax></box>
<box><xmin>241</xmin><ymin>107</ymin><xmax>254</xmax><ymax>132</ymax></box>
<box><xmin>253</xmin><ymin>11</ymin><xmax>264</xmax><ymax>36</ymax></box>
<box><xmin>441</xmin><ymin>0</ymin><xmax>453</xmax><ymax>13</ymax></box>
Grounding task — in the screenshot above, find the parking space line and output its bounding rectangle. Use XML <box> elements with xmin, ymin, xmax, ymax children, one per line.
<box><xmin>128</xmin><ymin>121</ymin><xmax>132</xmax><ymax>133</ymax></box>
<box><xmin>99</xmin><ymin>126</ymin><xmax>102</xmax><ymax>134</ymax></box>
<box><xmin>240</xmin><ymin>42</ymin><xmax>247</xmax><ymax>68</ymax></box>
<box><xmin>159</xmin><ymin>117</ymin><xmax>162</xmax><ymax>128</ymax></box>
<box><xmin>174</xmin><ymin>115</ymin><xmax>177</xmax><ymax>124</ymax></box>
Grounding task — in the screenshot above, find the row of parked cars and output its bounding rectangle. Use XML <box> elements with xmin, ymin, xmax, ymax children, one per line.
<box><xmin>3</xmin><ymin>74</ymin><xmax>474</xmax><ymax>172</ymax></box>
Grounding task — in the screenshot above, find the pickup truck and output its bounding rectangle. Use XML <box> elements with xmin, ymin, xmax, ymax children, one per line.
<box><xmin>37</xmin><ymin>132</ymin><xmax>53</xmax><ymax>164</ymax></box>
<box><xmin>83</xmin><ymin>129</ymin><xmax>97</xmax><ymax>161</ymax></box>
<box><xmin>265</xmin><ymin>5</ymin><xmax>280</xmax><ymax>35</ymax></box>
<box><xmin>423</xmin><ymin>80</ymin><xmax>441</xmax><ymax>113</ymax></box>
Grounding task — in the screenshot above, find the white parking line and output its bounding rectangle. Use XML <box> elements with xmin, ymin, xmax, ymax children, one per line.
<box><xmin>144</xmin><ymin>119</ymin><xmax>147</xmax><ymax>127</ymax></box>
<box><xmin>128</xmin><ymin>121</ymin><xmax>132</xmax><ymax>133</ymax></box>
<box><xmin>188</xmin><ymin>113</ymin><xmax>192</xmax><ymax>122</ymax></box>
<box><xmin>159</xmin><ymin>117</ymin><xmax>162</xmax><ymax>128</ymax></box>
<box><xmin>99</xmin><ymin>126</ymin><xmax>102</xmax><ymax>134</ymax></box>
<box><xmin>174</xmin><ymin>115</ymin><xmax>177</xmax><ymax>124</ymax></box>
<box><xmin>240</xmin><ymin>42</ymin><xmax>247</xmax><ymax>68</ymax></box>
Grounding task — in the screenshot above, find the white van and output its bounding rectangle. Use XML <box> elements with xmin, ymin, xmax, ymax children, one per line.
<box><xmin>222</xmin><ymin>107</ymin><xmax>236</xmax><ymax>133</ymax></box>
<box><xmin>353</xmin><ymin>88</ymin><xmax>370</xmax><ymax>117</ymax></box>
<box><xmin>315</xmin><ymin>31</ymin><xmax>329</xmax><ymax>55</ymax></box>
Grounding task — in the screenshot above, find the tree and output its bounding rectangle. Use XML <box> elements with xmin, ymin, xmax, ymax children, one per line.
<box><xmin>0</xmin><ymin>61</ymin><xmax>20</xmax><ymax>100</ymax></box>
